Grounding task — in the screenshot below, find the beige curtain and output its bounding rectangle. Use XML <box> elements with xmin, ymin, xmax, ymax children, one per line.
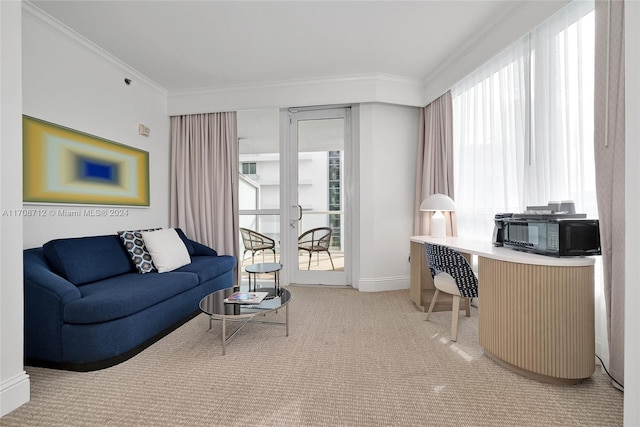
<box><xmin>170</xmin><ymin>113</ymin><xmax>239</xmax><ymax>263</ymax></box>
<box><xmin>594</xmin><ymin>0</ymin><xmax>625</xmax><ymax>388</ymax></box>
<box><xmin>414</xmin><ymin>91</ymin><xmax>456</xmax><ymax>236</ymax></box>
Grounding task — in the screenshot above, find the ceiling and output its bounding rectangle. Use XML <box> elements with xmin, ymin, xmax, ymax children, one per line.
<box><xmin>29</xmin><ymin>1</ymin><xmax>545</xmax><ymax>94</ymax></box>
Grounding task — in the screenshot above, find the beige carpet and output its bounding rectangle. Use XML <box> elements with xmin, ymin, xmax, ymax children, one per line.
<box><xmin>2</xmin><ymin>286</ymin><xmax>623</xmax><ymax>426</ymax></box>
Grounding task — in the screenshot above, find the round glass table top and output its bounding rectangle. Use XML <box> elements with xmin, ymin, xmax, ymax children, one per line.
<box><xmin>244</xmin><ymin>262</ymin><xmax>283</xmax><ymax>274</ymax></box>
<box><xmin>199</xmin><ymin>287</ymin><xmax>291</xmax><ymax>318</ymax></box>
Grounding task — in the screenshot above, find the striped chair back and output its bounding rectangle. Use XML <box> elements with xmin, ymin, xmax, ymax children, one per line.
<box><xmin>424</xmin><ymin>243</ymin><xmax>478</xmax><ymax>298</ymax></box>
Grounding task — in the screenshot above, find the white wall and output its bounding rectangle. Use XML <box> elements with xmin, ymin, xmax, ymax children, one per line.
<box><xmin>0</xmin><ymin>0</ymin><xmax>29</xmax><ymax>417</ymax></box>
<box><xmin>21</xmin><ymin>7</ymin><xmax>170</xmax><ymax>248</ymax></box>
<box><xmin>358</xmin><ymin>103</ymin><xmax>419</xmax><ymax>291</ymax></box>
<box><xmin>1</xmin><ymin>5</ymin><xmax>172</xmax><ymax>414</ymax></box>
<box><xmin>625</xmin><ymin>2</ymin><xmax>639</xmax><ymax>425</ymax></box>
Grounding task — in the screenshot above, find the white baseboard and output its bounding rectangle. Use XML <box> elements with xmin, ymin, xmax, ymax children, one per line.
<box><xmin>358</xmin><ymin>275</ymin><xmax>409</xmax><ymax>292</ymax></box>
<box><xmin>1</xmin><ymin>372</ymin><xmax>30</xmax><ymax>417</ymax></box>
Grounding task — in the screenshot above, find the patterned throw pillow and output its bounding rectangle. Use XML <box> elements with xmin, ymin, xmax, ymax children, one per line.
<box><xmin>117</xmin><ymin>228</ymin><xmax>162</xmax><ymax>273</ymax></box>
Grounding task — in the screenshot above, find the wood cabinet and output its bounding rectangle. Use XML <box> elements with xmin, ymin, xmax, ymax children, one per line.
<box><xmin>478</xmin><ymin>257</ymin><xmax>595</xmax><ymax>383</ymax></box>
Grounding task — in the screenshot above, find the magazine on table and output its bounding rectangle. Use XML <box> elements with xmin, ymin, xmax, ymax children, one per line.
<box><xmin>224</xmin><ymin>292</ymin><xmax>269</xmax><ymax>304</ymax></box>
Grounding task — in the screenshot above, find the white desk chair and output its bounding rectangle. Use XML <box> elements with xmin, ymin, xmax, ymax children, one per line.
<box><xmin>424</xmin><ymin>243</ymin><xmax>478</xmax><ymax>341</ymax></box>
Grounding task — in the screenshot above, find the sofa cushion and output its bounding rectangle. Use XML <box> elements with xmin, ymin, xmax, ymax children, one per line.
<box><xmin>43</xmin><ymin>235</ymin><xmax>134</xmax><ymax>285</ymax></box>
<box><xmin>175</xmin><ymin>255</ymin><xmax>237</xmax><ymax>283</ymax></box>
<box><xmin>63</xmin><ymin>271</ymin><xmax>199</xmax><ymax>324</ymax></box>
<box><xmin>142</xmin><ymin>228</ymin><xmax>191</xmax><ymax>273</ymax></box>
<box><xmin>117</xmin><ymin>228</ymin><xmax>162</xmax><ymax>274</ymax></box>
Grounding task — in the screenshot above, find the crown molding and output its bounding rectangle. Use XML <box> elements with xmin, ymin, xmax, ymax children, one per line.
<box><xmin>168</xmin><ymin>73</ymin><xmax>424</xmax><ymax>115</ymax></box>
<box><xmin>22</xmin><ymin>1</ymin><xmax>168</xmax><ymax>96</ymax></box>
<box><xmin>170</xmin><ymin>73</ymin><xmax>423</xmax><ymax>98</ymax></box>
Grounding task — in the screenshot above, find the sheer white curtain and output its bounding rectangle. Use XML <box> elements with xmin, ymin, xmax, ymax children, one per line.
<box><xmin>452</xmin><ymin>0</ymin><xmax>596</xmax><ymax>240</ymax></box>
<box><xmin>451</xmin><ymin>38</ymin><xmax>529</xmax><ymax>239</ymax></box>
<box><xmin>452</xmin><ymin>0</ymin><xmax>607</xmax><ymax>364</ymax></box>
<box><xmin>528</xmin><ymin>1</ymin><xmax>597</xmax><ymax>217</ymax></box>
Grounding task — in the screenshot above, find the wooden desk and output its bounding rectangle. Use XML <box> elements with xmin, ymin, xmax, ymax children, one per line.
<box><xmin>410</xmin><ymin>236</ymin><xmax>596</xmax><ymax>384</ymax></box>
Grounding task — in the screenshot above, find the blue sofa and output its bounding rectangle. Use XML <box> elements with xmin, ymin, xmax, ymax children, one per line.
<box><xmin>23</xmin><ymin>230</ymin><xmax>236</xmax><ymax>371</ymax></box>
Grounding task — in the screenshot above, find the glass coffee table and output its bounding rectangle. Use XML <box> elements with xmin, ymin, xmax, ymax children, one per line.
<box><xmin>199</xmin><ymin>287</ymin><xmax>291</xmax><ymax>355</ymax></box>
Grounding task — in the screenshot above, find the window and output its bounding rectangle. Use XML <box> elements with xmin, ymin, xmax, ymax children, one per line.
<box><xmin>241</xmin><ymin>162</ymin><xmax>256</xmax><ymax>175</ymax></box>
<box><xmin>452</xmin><ymin>0</ymin><xmax>595</xmax><ymax>239</ymax></box>
<box><xmin>328</xmin><ymin>150</ymin><xmax>341</xmax><ymax>247</ymax></box>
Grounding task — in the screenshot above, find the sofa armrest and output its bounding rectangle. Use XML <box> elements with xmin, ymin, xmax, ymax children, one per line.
<box><xmin>23</xmin><ymin>248</ymin><xmax>82</xmax><ymax>362</ymax></box>
<box><xmin>190</xmin><ymin>240</ymin><xmax>218</xmax><ymax>257</ymax></box>
<box><xmin>174</xmin><ymin>228</ymin><xmax>219</xmax><ymax>256</ymax></box>
<box><xmin>24</xmin><ymin>248</ymin><xmax>82</xmax><ymax>303</ymax></box>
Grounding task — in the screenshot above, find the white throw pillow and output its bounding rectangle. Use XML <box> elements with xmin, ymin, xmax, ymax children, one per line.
<box><xmin>141</xmin><ymin>228</ymin><xmax>191</xmax><ymax>273</ymax></box>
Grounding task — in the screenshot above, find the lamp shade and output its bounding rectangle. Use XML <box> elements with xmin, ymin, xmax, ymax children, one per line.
<box><xmin>419</xmin><ymin>194</ymin><xmax>456</xmax><ymax>212</ymax></box>
<box><xmin>420</xmin><ymin>194</ymin><xmax>455</xmax><ymax>238</ymax></box>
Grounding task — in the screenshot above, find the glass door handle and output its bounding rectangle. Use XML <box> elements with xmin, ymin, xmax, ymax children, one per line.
<box><xmin>290</xmin><ymin>205</ymin><xmax>302</xmax><ymax>229</ymax></box>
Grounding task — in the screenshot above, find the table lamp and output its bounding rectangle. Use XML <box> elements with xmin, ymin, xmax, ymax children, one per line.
<box><xmin>420</xmin><ymin>194</ymin><xmax>456</xmax><ymax>238</ymax></box>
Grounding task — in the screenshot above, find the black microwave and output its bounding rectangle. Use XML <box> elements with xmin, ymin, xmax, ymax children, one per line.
<box><xmin>503</xmin><ymin>218</ymin><xmax>601</xmax><ymax>257</ymax></box>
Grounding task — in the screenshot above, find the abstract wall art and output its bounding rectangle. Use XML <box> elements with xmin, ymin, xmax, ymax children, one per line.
<box><xmin>23</xmin><ymin>115</ymin><xmax>150</xmax><ymax>206</ymax></box>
